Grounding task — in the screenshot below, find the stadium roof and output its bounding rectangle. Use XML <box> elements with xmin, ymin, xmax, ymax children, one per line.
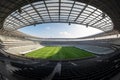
<box><xmin>0</xmin><ymin>0</ymin><xmax>120</xmax><ymax>32</ymax></box>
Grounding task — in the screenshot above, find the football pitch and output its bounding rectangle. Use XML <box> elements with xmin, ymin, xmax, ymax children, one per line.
<box><xmin>24</xmin><ymin>46</ymin><xmax>95</xmax><ymax>60</ymax></box>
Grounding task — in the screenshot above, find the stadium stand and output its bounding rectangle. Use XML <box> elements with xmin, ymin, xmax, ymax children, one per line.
<box><xmin>0</xmin><ymin>30</ymin><xmax>44</xmax><ymax>57</ymax></box>
<box><xmin>0</xmin><ymin>0</ymin><xmax>120</xmax><ymax>80</ymax></box>
<box><xmin>0</xmin><ymin>49</ymin><xmax>119</xmax><ymax>80</ymax></box>
<box><xmin>0</xmin><ymin>31</ymin><xmax>119</xmax><ymax>80</ymax></box>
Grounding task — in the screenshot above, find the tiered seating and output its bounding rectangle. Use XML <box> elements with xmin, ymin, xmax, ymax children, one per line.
<box><xmin>3</xmin><ymin>40</ymin><xmax>39</xmax><ymax>48</ymax></box>
<box><xmin>1</xmin><ymin>39</ymin><xmax>43</xmax><ymax>55</ymax></box>
<box><xmin>52</xmin><ymin>54</ymin><xmax>120</xmax><ymax>80</ymax></box>
<box><xmin>0</xmin><ymin>50</ymin><xmax>119</xmax><ymax>80</ymax></box>
<box><xmin>11</xmin><ymin>61</ymin><xmax>56</xmax><ymax>79</ymax></box>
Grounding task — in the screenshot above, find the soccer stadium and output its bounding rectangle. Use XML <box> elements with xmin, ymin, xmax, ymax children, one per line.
<box><xmin>0</xmin><ymin>0</ymin><xmax>120</xmax><ymax>80</ymax></box>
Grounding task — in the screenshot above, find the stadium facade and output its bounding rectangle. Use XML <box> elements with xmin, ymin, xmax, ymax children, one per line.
<box><xmin>0</xmin><ymin>0</ymin><xmax>120</xmax><ymax>80</ymax></box>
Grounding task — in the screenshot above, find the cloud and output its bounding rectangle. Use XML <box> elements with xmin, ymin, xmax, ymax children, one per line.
<box><xmin>59</xmin><ymin>31</ymin><xmax>74</xmax><ymax>38</ymax></box>
<box><xmin>19</xmin><ymin>23</ymin><xmax>103</xmax><ymax>38</ymax></box>
<box><xmin>46</xmin><ymin>27</ymin><xmax>50</xmax><ymax>30</ymax></box>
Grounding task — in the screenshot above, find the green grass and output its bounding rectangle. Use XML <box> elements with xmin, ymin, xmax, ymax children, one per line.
<box><xmin>24</xmin><ymin>46</ymin><xmax>95</xmax><ymax>60</ymax></box>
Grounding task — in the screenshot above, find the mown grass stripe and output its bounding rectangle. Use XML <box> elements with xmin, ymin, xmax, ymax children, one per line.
<box><xmin>25</xmin><ymin>46</ymin><xmax>95</xmax><ymax>60</ymax></box>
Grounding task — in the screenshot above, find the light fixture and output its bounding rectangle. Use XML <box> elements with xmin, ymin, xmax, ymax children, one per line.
<box><xmin>102</xmin><ymin>12</ymin><xmax>106</xmax><ymax>19</ymax></box>
<box><xmin>86</xmin><ymin>24</ymin><xmax>88</xmax><ymax>28</ymax></box>
<box><xmin>34</xmin><ymin>24</ymin><xmax>36</xmax><ymax>26</ymax></box>
<box><xmin>18</xmin><ymin>8</ymin><xmax>22</xmax><ymax>14</ymax></box>
<box><xmin>69</xmin><ymin>22</ymin><xmax>71</xmax><ymax>25</ymax></box>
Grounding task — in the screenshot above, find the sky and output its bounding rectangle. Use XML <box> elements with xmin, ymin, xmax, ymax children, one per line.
<box><xmin>18</xmin><ymin>23</ymin><xmax>103</xmax><ymax>38</ymax></box>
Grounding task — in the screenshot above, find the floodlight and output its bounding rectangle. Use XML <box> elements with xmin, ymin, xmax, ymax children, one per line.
<box><xmin>18</xmin><ymin>8</ymin><xmax>22</xmax><ymax>14</ymax></box>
